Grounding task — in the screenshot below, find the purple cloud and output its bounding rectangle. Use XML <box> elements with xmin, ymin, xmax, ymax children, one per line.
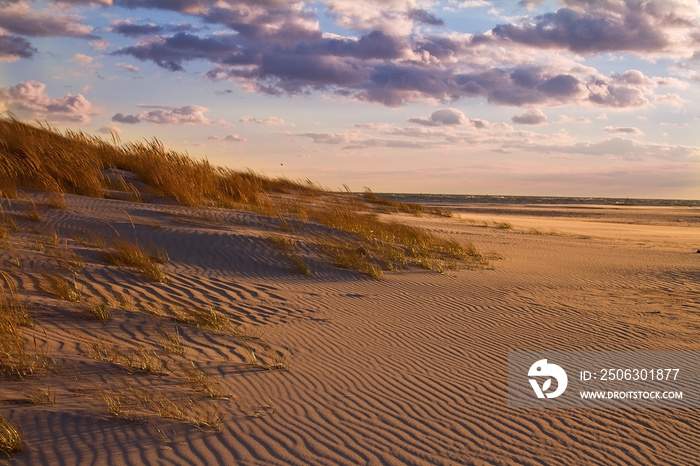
<box><xmin>604</xmin><ymin>126</ymin><xmax>644</xmax><ymax>135</ymax></box>
<box><xmin>111</xmin><ymin>20</ymin><xmax>162</xmax><ymax>37</ymax></box>
<box><xmin>81</xmin><ymin>0</ymin><xmax>698</xmax><ymax>109</ymax></box>
<box><xmin>491</xmin><ymin>6</ymin><xmax>667</xmax><ymax>53</ymax></box>
<box><xmin>0</xmin><ymin>2</ymin><xmax>97</xmax><ymax>38</ymax></box>
<box><xmin>207</xmin><ymin>134</ymin><xmax>247</xmax><ymax>143</ymax></box>
<box><xmin>406</xmin><ymin>9</ymin><xmax>444</xmax><ymax>26</ymax></box>
<box><xmin>111</xmin><ymin>112</ymin><xmax>140</xmax><ymax>124</ymax></box>
<box><xmin>409</xmin><ymin>108</ymin><xmax>468</xmax><ymax>126</ymax></box>
<box><xmin>0</xmin><ymin>34</ymin><xmax>37</xmax><ymax>61</ymax></box>
<box><xmin>111</xmin><ymin>105</ymin><xmax>232</xmax><ymax>126</ymax></box>
<box><xmin>512</xmin><ymin>108</ymin><xmax>547</xmax><ymax>125</ymax></box>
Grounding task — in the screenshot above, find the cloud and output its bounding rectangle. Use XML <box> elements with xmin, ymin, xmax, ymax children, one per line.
<box><xmin>115</xmin><ymin>62</ymin><xmax>140</xmax><ymax>73</ymax></box>
<box><xmin>516</xmin><ymin>137</ymin><xmax>700</xmax><ymax>160</ymax></box>
<box><xmin>409</xmin><ymin>108</ymin><xmax>468</xmax><ymax>126</ymax></box>
<box><xmin>112</xmin><ymin>32</ymin><xmax>243</xmax><ymax>72</ymax></box>
<box><xmin>407</xmin><ymin>108</ymin><xmax>491</xmax><ymax>128</ymax></box>
<box><xmin>70</xmin><ymin>53</ymin><xmax>94</xmax><ymax>65</ymax></box>
<box><xmin>0</xmin><ymin>80</ymin><xmax>96</xmax><ymax>123</ymax></box>
<box><xmin>406</xmin><ymin>9</ymin><xmax>444</xmax><ymax>26</ymax></box>
<box><xmin>512</xmin><ymin>108</ymin><xmax>547</xmax><ymax>125</ymax></box>
<box><xmin>97</xmin><ymin>124</ymin><xmax>121</xmax><ymax>135</ymax></box>
<box><xmin>239</xmin><ymin>116</ymin><xmax>287</xmax><ymax>126</ymax></box>
<box><xmin>654</xmin><ymin>93</ymin><xmax>687</xmax><ymax>107</ymax></box>
<box><xmin>457</xmin><ymin>1</ymin><xmax>492</xmax><ymax>8</ymax></box>
<box><xmin>517</xmin><ymin>0</ymin><xmax>544</xmax><ymax>9</ymax></box>
<box><xmin>53</xmin><ymin>0</ymin><xmax>113</xmax><ymax>4</ymax></box>
<box><xmin>110</xmin><ymin>20</ymin><xmax>162</xmax><ymax>37</ymax></box>
<box><xmin>89</xmin><ymin>0</ymin><xmax>698</xmax><ymax>109</ymax></box>
<box><xmin>604</xmin><ymin>126</ymin><xmax>644</xmax><ymax>135</ymax></box>
<box><xmin>109</xmin><ymin>19</ymin><xmax>200</xmax><ymax>37</ymax></box>
<box><xmin>489</xmin><ymin>1</ymin><xmax>695</xmax><ymax>55</ymax></box>
<box><xmin>298</xmin><ymin>132</ymin><xmax>353</xmax><ymax>145</ymax></box>
<box><xmin>0</xmin><ymin>34</ymin><xmax>37</xmax><ymax>61</ymax></box>
<box><xmin>111</xmin><ymin>112</ymin><xmax>140</xmax><ymax>124</ymax></box>
<box><xmin>111</xmin><ymin>105</ymin><xmax>232</xmax><ymax>126</ymax></box>
<box><xmin>557</xmin><ymin>115</ymin><xmax>591</xmax><ymax>124</ymax></box>
<box><xmin>0</xmin><ymin>2</ymin><xmax>96</xmax><ymax>38</ymax></box>
<box><xmin>207</xmin><ymin>134</ymin><xmax>247</xmax><ymax>143</ymax></box>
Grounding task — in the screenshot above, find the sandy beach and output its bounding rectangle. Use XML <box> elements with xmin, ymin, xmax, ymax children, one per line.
<box><xmin>2</xmin><ymin>193</ymin><xmax>699</xmax><ymax>465</ymax></box>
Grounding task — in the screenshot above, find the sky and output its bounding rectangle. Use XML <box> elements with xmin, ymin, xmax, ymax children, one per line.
<box><xmin>1</xmin><ymin>0</ymin><xmax>699</xmax><ymax>198</ymax></box>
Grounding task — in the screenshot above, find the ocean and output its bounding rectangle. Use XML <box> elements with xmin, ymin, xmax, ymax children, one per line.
<box><xmin>379</xmin><ymin>194</ymin><xmax>700</xmax><ymax>207</ymax></box>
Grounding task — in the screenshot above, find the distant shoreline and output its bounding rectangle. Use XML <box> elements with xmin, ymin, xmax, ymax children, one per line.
<box><xmin>377</xmin><ymin>193</ymin><xmax>700</xmax><ymax>207</ymax></box>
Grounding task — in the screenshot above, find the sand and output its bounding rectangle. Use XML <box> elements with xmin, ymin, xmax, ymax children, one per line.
<box><xmin>2</xmin><ymin>193</ymin><xmax>699</xmax><ymax>465</ymax></box>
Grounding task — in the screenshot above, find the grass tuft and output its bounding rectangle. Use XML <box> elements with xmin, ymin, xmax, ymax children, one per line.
<box><xmin>0</xmin><ymin>291</ymin><xmax>35</xmax><ymax>377</ymax></box>
<box><xmin>103</xmin><ymin>239</ymin><xmax>168</xmax><ymax>282</ymax></box>
<box><xmin>0</xmin><ymin>414</ymin><xmax>22</xmax><ymax>454</ymax></box>
<box><xmin>40</xmin><ymin>274</ymin><xmax>82</xmax><ymax>302</ymax></box>
<box><xmin>85</xmin><ymin>301</ymin><xmax>112</xmax><ymax>322</ymax></box>
<box><xmin>268</xmin><ymin>235</ymin><xmax>311</xmax><ymax>275</ymax></box>
<box><xmin>180</xmin><ymin>361</ymin><xmax>222</xmax><ymax>397</ymax></box>
<box><xmin>170</xmin><ymin>305</ymin><xmax>229</xmax><ymax>331</ymax></box>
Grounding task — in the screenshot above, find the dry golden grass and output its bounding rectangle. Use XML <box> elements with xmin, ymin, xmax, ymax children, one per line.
<box><xmin>45</xmin><ymin>194</ymin><xmax>68</xmax><ymax>210</ymax></box>
<box><xmin>362</xmin><ymin>189</ymin><xmax>452</xmax><ymax>217</ymax></box>
<box><xmin>85</xmin><ymin>301</ymin><xmax>112</xmax><ymax>322</ymax></box>
<box><xmin>268</xmin><ymin>235</ymin><xmax>311</xmax><ymax>276</ymax></box>
<box><xmin>0</xmin><ymin>291</ymin><xmax>34</xmax><ymax>377</ymax></box>
<box><xmin>89</xmin><ymin>342</ymin><xmax>165</xmax><ymax>375</ymax></box>
<box><xmin>46</xmin><ymin>240</ymin><xmax>84</xmax><ymax>274</ymax></box>
<box><xmin>1</xmin><ymin>116</ymin><xmax>484</xmax><ymax>277</ymax></box>
<box><xmin>179</xmin><ymin>361</ymin><xmax>222</xmax><ymax>398</ymax></box>
<box><xmin>0</xmin><ymin>413</ymin><xmax>22</xmax><ymax>454</ymax></box>
<box><xmin>40</xmin><ymin>274</ymin><xmax>82</xmax><ymax>302</ymax></box>
<box><xmin>308</xmin><ymin>198</ymin><xmax>485</xmax><ymax>277</ymax></box>
<box><xmin>103</xmin><ymin>239</ymin><xmax>168</xmax><ymax>282</ymax></box>
<box><xmin>160</xmin><ymin>329</ymin><xmax>185</xmax><ymax>355</ymax></box>
<box><xmin>170</xmin><ymin>305</ymin><xmax>230</xmax><ymax>332</ymax></box>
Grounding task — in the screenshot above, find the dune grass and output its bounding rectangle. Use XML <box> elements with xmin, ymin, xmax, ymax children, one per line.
<box><xmin>0</xmin><ymin>115</ymin><xmax>483</xmax><ymax>278</ymax></box>
<box><xmin>40</xmin><ymin>274</ymin><xmax>82</xmax><ymax>302</ymax></box>
<box><xmin>268</xmin><ymin>235</ymin><xmax>312</xmax><ymax>276</ymax></box>
<box><xmin>103</xmin><ymin>239</ymin><xmax>168</xmax><ymax>283</ymax></box>
<box><xmin>0</xmin><ymin>413</ymin><xmax>22</xmax><ymax>454</ymax></box>
<box><xmin>0</xmin><ymin>116</ymin><xmax>311</xmax><ymax>208</ymax></box>
<box><xmin>0</xmin><ymin>290</ymin><xmax>35</xmax><ymax>377</ymax></box>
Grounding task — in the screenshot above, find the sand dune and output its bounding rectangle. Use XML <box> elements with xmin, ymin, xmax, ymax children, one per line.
<box><xmin>2</xmin><ymin>193</ymin><xmax>699</xmax><ymax>465</ymax></box>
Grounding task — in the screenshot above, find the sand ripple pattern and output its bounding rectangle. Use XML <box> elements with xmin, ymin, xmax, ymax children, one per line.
<box><xmin>5</xmin><ymin>196</ymin><xmax>700</xmax><ymax>465</ymax></box>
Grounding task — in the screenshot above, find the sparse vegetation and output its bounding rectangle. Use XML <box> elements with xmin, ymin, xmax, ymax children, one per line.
<box><xmin>40</xmin><ymin>274</ymin><xmax>82</xmax><ymax>302</ymax></box>
<box><xmin>89</xmin><ymin>342</ymin><xmax>165</xmax><ymax>375</ymax></box>
<box><xmin>0</xmin><ymin>115</ymin><xmax>489</xmax><ymax>456</ymax></box>
<box><xmin>0</xmin><ymin>413</ymin><xmax>22</xmax><ymax>454</ymax></box>
<box><xmin>103</xmin><ymin>239</ymin><xmax>168</xmax><ymax>282</ymax></box>
<box><xmin>0</xmin><ymin>116</ymin><xmax>483</xmax><ymax>278</ymax></box>
<box><xmin>85</xmin><ymin>301</ymin><xmax>112</xmax><ymax>322</ymax></box>
<box><xmin>0</xmin><ymin>285</ymin><xmax>34</xmax><ymax>377</ymax></box>
<box><xmin>180</xmin><ymin>361</ymin><xmax>222</xmax><ymax>397</ymax></box>
<box><xmin>269</xmin><ymin>235</ymin><xmax>311</xmax><ymax>276</ymax></box>
<box><xmin>46</xmin><ymin>240</ymin><xmax>84</xmax><ymax>273</ymax></box>
<box><xmin>45</xmin><ymin>194</ymin><xmax>68</xmax><ymax>210</ymax></box>
<box><xmin>160</xmin><ymin>329</ymin><xmax>184</xmax><ymax>355</ymax></box>
<box><xmin>362</xmin><ymin>188</ymin><xmax>452</xmax><ymax>217</ymax></box>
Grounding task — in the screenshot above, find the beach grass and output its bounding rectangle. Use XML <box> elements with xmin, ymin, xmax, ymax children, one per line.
<box><xmin>40</xmin><ymin>274</ymin><xmax>82</xmax><ymax>302</ymax></box>
<box><xmin>0</xmin><ymin>414</ymin><xmax>22</xmax><ymax>454</ymax></box>
<box><xmin>0</xmin><ymin>116</ymin><xmax>482</xmax><ymax>278</ymax></box>
<box><xmin>103</xmin><ymin>239</ymin><xmax>168</xmax><ymax>283</ymax></box>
